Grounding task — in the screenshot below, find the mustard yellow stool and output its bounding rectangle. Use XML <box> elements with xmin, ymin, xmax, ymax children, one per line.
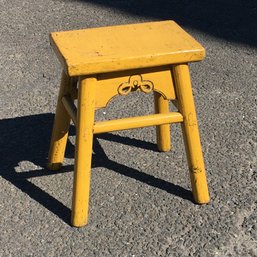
<box><xmin>48</xmin><ymin>21</ymin><xmax>210</xmax><ymax>227</ymax></box>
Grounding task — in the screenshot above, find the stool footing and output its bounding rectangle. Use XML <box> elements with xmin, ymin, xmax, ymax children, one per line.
<box><xmin>71</xmin><ymin>77</ymin><xmax>97</xmax><ymax>227</ymax></box>
<box><xmin>172</xmin><ymin>64</ymin><xmax>210</xmax><ymax>204</ymax></box>
<box><xmin>48</xmin><ymin>163</ymin><xmax>62</xmax><ymax>171</ymax></box>
<box><xmin>154</xmin><ymin>92</ymin><xmax>171</xmax><ymax>152</ymax></box>
<box><xmin>48</xmin><ymin>71</ymin><xmax>71</xmax><ymax>170</ymax></box>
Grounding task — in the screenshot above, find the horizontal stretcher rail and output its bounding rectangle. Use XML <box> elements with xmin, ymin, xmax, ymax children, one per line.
<box><xmin>61</xmin><ymin>96</ymin><xmax>183</xmax><ymax>133</ymax></box>
<box><xmin>62</xmin><ymin>96</ymin><xmax>77</xmax><ymax>125</ymax></box>
<box><xmin>93</xmin><ymin>112</ymin><xmax>183</xmax><ymax>134</ymax></box>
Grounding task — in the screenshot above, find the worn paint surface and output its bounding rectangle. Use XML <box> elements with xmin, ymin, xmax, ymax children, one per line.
<box><xmin>72</xmin><ymin>77</ymin><xmax>96</xmax><ymax>227</ymax></box>
<box><xmin>48</xmin><ymin>71</ymin><xmax>72</xmax><ymax>170</ymax></box>
<box><xmin>154</xmin><ymin>92</ymin><xmax>171</xmax><ymax>152</ymax></box>
<box><xmin>172</xmin><ymin>64</ymin><xmax>210</xmax><ymax>204</ymax></box>
<box><xmin>48</xmin><ymin>21</ymin><xmax>209</xmax><ymax>227</ymax></box>
<box><xmin>95</xmin><ymin>67</ymin><xmax>175</xmax><ymax>109</ymax></box>
<box><xmin>93</xmin><ymin>112</ymin><xmax>183</xmax><ymax>134</ymax></box>
<box><xmin>50</xmin><ymin>20</ymin><xmax>205</xmax><ymax>76</ymax></box>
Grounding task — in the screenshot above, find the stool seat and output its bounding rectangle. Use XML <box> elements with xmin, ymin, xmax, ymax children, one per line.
<box><xmin>50</xmin><ymin>21</ymin><xmax>205</xmax><ymax>76</ymax></box>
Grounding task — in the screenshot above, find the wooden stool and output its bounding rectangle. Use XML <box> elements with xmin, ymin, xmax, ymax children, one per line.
<box><xmin>48</xmin><ymin>21</ymin><xmax>210</xmax><ymax>227</ymax></box>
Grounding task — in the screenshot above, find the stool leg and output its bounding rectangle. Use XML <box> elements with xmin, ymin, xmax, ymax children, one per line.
<box><xmin>48</xmin><ymin>71</ymin><xmax>72</xmax><ymax>170</ymax></box>
<box><xmin>154</xmin><ymin>92</ymin><xmax>171</xmax><ymax>151</ymax></box>
<box><xmin>172</xmin><ymin>64</ymin><xmax>210</xmax><ymax>204</ymax></box>
<box><xmin>71</xmin><ymin>76</ymin><xmax>96</xmax><ymax>227</ymax></box>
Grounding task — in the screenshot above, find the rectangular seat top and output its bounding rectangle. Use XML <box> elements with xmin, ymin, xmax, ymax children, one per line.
<box><xmin>50</xmin><ymin>20</ymin><xmax>205</xmax><ymax>76</ymax></box>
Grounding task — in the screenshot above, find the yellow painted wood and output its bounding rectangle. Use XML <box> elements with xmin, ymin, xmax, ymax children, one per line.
<box><xmin>62</xmin><ymin>96</ymin><xmax>77</xmax><ymax>125</ymax></box>
<box><xmin>49</xmin><ymin>21</ymin><xmax>210</xmax><ymax>227</ymax></box>
<box><xmin>95</xmin><ymin>67</ymin><xmax>175</xmax><ymax>109</ymax></box>
<box><xmin>50</xmin><ymin>21</ymin><xmax>205</xmax><ymax>76</ymax></box>
<box><xmin>172</xmin><ymin>64</ymin><xmax>210</xmax><ymax>204</ymax></box>
<box><xmin>93</xmin><ymin>112</ymin><xmax>183</xmax><ymax>134</ymax></box>
<box><xmin>154</xmin><ymin>92</ymin><xmax>171</xmax><ymax>152</ymax></box>
<box><xmin>71</xmin><ymin>76</ymin><xmax>96</xmax><ymax>227</ymax></box>
<box><xmin>48</xmin><ymin>71</ymin><xmax>71</xmax><ymax>170</ymax></box>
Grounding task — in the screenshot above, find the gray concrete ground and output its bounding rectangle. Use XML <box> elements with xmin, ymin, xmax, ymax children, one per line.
<box><xmin>0</xmin><ymin>0</ymin><xmax>256</xmax><ymax>256</ymax></box>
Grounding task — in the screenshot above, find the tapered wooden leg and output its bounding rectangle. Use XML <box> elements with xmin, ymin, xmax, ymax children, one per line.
<box><xmin>172</xmin><ymin>64</ymin><xmax>210</xmax><ymax>204</ymax></box>
<box><xmin>48</xmin><ymin>71</ymin><xmax>72</xmax><ymax>170</ymax></box>
<box><xmin>71</xmin><ymin>76</ymin><xmax>96</xmax><ymax>227</ymax></box>
<box><xmin>154</xmin><ymin>92</ymin><xmax>171</xmax><ymax>151</ymax></box>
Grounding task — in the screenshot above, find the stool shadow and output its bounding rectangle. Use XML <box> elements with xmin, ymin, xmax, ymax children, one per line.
<box><xmin>0</xmin><ymin>113</ymin><xmax>192</xmax><ymax>226</ymax></box>
<box><xmin>0</xmin><ymin>113</ymin><xmax>73</xmax><ymax>224</ymax></box>
<box><xmin>92</xmin><ymin>131</ymin><xmax>157</xmax><ymax>152</ymax></box>
<box><xmin>92</xmin><ymin>138</ymin><xmax>193</xmax><ymax>201</ymax></box>
<box><xmin>70</xmin><ymin>126</ymin><xmax>193</xmax><ymax>201</ymax></box>
<box><xmin>75</xmin><ymin>0</ymin><xmax>257</xmax><ymax>48</ymax></box>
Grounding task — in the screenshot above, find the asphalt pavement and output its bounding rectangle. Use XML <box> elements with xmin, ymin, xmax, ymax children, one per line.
<box><xmin>0</xmin><ymin>0</ymin><xmax>256</xmax><ymax>256</ymax></box>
